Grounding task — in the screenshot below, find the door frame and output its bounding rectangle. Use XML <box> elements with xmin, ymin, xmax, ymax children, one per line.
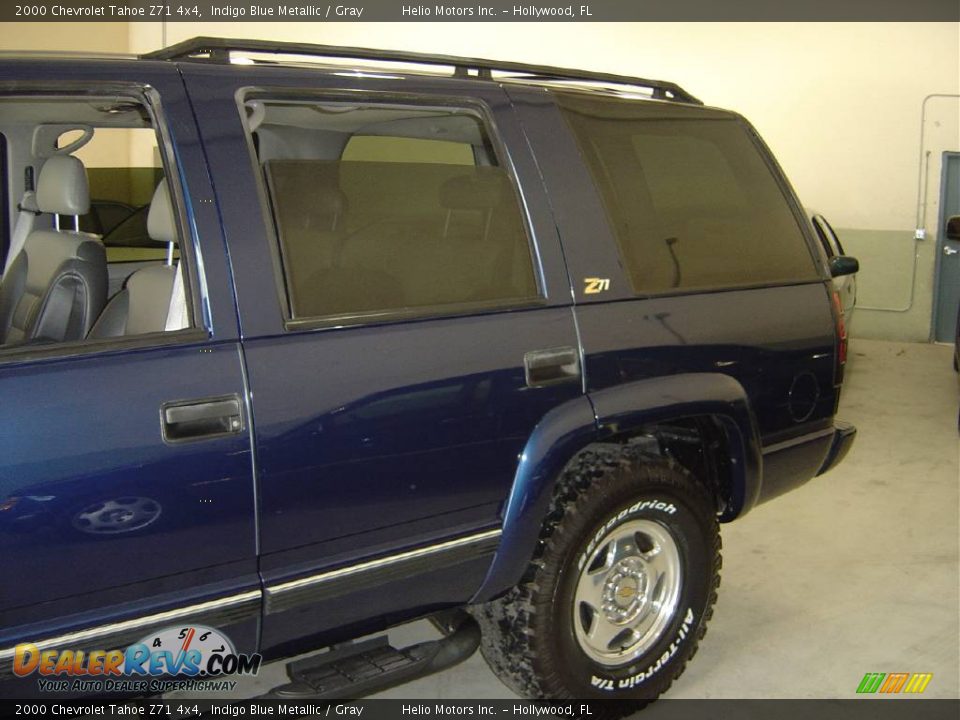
<box><xmin>931</xmin><ymin>150</ymin><xmax>960</xmax><ymax>342</ymax></box>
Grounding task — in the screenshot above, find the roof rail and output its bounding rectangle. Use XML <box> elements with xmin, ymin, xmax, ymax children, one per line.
<box><xmin>141</xmin><ymin>37</ymin><xmax>703</xmax><ymax>105</ymax></box>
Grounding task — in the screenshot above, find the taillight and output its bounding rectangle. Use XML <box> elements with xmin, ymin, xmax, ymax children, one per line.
<box><xmin>831</xmin><ymin>290</ymin><xmax>847</xmax><ymax>384</ymax></box>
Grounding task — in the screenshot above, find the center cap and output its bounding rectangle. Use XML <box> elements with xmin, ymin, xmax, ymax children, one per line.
<box><xmin>615</xmin><ymin>580</ymin><xmax>638</xmax><ymax>606</ymax></box>
<box><xmin>601</xmin><ymin>557</ymin><xmax>648</xmax><ymax>624</ymax></box>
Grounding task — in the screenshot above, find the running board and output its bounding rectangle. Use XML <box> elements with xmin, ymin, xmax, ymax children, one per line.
<box><xmin>261</xmin><ymin>617</ymin><xmax>480</xmax><ymax>699</ymax></box>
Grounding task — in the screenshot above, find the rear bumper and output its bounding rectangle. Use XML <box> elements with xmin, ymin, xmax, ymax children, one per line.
<box><xmin>755</xmin><ymin>420</ymin><xmax>857</xmax><ymax>505</ymax></box>
<box><xmin>816</xmin><ymin>420</ymin><xmax>857</xmax><ymax>476</ymax></box>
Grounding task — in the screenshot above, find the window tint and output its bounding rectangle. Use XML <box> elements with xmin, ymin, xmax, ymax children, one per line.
<box><xmin>251</xmin><ymin>100</ymin><xmax>538</xmax><ymax>321</ymax></box>
<box><xmin>557</xmin><ymin>94</ymin><xmax>818</xmax><ymax>294</ymax></box>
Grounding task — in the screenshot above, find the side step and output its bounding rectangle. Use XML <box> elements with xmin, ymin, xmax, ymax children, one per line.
<box><xmin>262</xmin><ymin>616</ymin><xmax>480</xmax><ymax>699</ymax></box>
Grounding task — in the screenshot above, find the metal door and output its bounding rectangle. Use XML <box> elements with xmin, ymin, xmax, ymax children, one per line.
<box><xmin>182</xmin><ymin>63</ymin><xmax>581</xmax><ymax>653</ymax></box>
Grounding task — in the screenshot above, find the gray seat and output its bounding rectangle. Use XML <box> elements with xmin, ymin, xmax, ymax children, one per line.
<box><xmin>88</xmin><ymin>182</ymin><xmax>178</xmax><ymax>338</ymax></box>
<box><xmin>0</xmin><ymin>155</ymin><xmax>107</xmax><ymax>345</ymax></box>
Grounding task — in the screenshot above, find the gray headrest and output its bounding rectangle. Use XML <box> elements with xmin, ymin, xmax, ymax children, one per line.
<box><xmin>147</xmin><ymin>181</ymin><xmax>177</xmax><ymax>245</ymax></box>
<box><xmin>37</xmin><ymin>155</ymin><xmax>90</xmax><ymax>216</ymax></box>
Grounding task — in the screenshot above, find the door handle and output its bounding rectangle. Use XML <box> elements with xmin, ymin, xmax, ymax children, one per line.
<box><xmin>524</xmin><ymin>347</ymin><xmax>581</xmax><ymax>387</ymax></box>
<box><xmin>161</xmin><ymin>395</ymin><xmax>244</xmax><ymax>443</ymax></box>
<box><xmin>944</xmin><ymin>246</ymin><xmax>958</xmax><ymax>256</ymax></box>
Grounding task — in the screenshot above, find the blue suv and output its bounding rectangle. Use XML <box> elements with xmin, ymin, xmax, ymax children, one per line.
<box><xmin>0</xmin><ymin>38</ymin><xmax>856</xmax><ymax>706</ymax></box>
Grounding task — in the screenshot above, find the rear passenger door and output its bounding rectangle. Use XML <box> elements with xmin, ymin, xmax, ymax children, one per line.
<box><xmin>0</xmin><ymin>62</ymin><xmax>258</xmax><ymax>671</ymax></box>
<box><xmin>183</xmin><ymin>65</ymin><xmax>580</xmax><ymax>652</ymax></box>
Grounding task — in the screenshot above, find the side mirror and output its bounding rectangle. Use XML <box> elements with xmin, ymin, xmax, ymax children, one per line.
<box><xmin>946</xmin><ymin>216</ymin><xmax>960</xmax><ymax>241</ymax></box>
<box><xmin>830</xmin><ymin>255</ymin><xmax>859</xmax><ymax>278</ymax></box>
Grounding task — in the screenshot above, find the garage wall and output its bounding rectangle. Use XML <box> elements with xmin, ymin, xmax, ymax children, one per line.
<box><xmin>5</xmin><ymin>21</ymin><xmax>960</xmax><ymax>341</ymax></box>
<box><xmin>0</xmin><ymin>21</ymin><xmax>128</xmax><ymax>53</ymax></box>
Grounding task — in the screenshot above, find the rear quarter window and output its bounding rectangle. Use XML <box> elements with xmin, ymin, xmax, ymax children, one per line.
<box><xmin>557</xmin><ymin>93</ymin><xmax>819</xmax><ymax>294</ymax></box>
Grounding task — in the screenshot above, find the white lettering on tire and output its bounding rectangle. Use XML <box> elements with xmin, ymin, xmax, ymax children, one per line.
<box><xmin>589</xmin><ymin>607</ymin><xmax>695</xmax><ymax>692</ymax></box>
<box><xmin>578</xmin><ymin>499</ymin><xmax>677</xmax><ymax>571</ymax></box>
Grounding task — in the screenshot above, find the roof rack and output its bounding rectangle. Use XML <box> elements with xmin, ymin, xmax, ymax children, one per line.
<box><xmin>142</xmin><ymin>37</ymin><xmax>703</xmax><ymax>105</ymax></box>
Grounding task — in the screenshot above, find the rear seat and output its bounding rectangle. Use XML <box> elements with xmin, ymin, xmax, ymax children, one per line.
<box><xmin>261</xmin><ymin>160</ymin><xmax>535</xmax><ymax>318</ymax></box>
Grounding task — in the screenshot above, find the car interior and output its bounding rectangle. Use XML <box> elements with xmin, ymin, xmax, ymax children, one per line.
<box><xmin>0</xmin><ymin>96</ymin><xmax>189</xmax><ymax>348</ymax></box>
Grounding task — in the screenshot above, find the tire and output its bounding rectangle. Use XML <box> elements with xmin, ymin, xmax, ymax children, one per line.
<box><xmin>475</xmin><ymin>445</ymin><xmax>720</xmax><ymax>707</ymax></box>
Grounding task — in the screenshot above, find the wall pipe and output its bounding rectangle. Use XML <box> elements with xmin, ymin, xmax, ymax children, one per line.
<box><xmin>858</xmin><ymin>93</ymin><xmax>959</xmax><ymax>313</ymax></box>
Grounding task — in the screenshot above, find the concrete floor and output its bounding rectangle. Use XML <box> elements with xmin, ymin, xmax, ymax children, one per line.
<box><xmin>178</xmin><ymin>338</ymin><xmax>960</xmax><ymax>701</ymax></box>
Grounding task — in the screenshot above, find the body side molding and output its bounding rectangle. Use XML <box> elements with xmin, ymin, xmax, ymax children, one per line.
<box><xmin>265</xmin><ymin>529</ymin><xmax>502</xmax><ymax>615</ymax></box>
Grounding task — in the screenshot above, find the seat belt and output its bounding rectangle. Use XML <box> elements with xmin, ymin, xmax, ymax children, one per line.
<box><xmin>5</xmin><ymin>167</ymin><xmax>40</xmax><ymax>274</ymax></box>
<box><xmin>164</xmin><ymin>261</ymin><xmax>189</xmax><ymax>331</ymax></box>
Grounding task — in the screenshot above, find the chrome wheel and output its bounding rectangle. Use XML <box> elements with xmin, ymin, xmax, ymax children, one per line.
<box><xmin>573</xmin><ymin>518</ymin><xmax>682</xmax><ymax>666</ymax></box>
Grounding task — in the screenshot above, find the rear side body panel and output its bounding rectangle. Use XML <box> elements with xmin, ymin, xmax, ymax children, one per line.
<box><xmin>507</xmin><ymin>86</ymin><xmax>840</xmax><ymax>507</ymax></box>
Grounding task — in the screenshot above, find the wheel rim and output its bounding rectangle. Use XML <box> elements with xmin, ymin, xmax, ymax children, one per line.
<box><xmin>572</xmin><ymin>518</ymin><xmax>683</xmax><ymax>667</ymax></box>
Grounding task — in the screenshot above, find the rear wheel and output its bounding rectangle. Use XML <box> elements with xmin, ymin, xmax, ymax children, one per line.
<box><xmin>475</xmin><ymin>446</ymin><xmax>720</xmax><ymax>707</ymax></box>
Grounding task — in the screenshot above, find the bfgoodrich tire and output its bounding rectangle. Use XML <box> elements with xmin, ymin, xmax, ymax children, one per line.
<box><xmin>475</xmin><ymin>446</ymin><xmax>720</xmax><ymax>706</ymax></box>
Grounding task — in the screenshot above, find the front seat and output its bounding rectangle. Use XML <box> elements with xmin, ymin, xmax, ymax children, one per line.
<box><xmin>87</xmin><ymin>182</ymin><xmax>178</xmax><ymax>338</ymax></box>
<box><xmin>0</xmin><ymin>155</ymin><xmax>107</xmax><ymax>345</ymax></box>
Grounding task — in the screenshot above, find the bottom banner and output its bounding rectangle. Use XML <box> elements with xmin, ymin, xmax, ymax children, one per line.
<box><xmin>0</xmin><ymin>700</ymin><xmax>958</xmax><ymax>720</ymax></box>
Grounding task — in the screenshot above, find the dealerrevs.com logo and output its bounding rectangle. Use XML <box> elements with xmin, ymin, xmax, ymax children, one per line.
<box><xmin>13</xmin><ymin>625</ymin><xmax>262</xmax><ymax>693</ymax></box>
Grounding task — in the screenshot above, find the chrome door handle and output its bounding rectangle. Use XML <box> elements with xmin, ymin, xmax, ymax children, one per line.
<box><xmin>944</xmin><ymin>246</ymin><xmax>958</xmax><ymax>256</ymax></box>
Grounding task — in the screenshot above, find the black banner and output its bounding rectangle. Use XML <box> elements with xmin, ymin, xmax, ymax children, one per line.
<box><xmin>0</xmin><ymin>0</ymin><xmax>957</xmax><ymax>22</ymax></box>
<box><xmin>0</xmin><ymin>700</ymin><xmax>959</xmax><ymax>720</ymax></box>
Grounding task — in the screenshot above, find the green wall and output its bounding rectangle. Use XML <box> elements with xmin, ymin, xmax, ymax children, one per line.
<box><xmin>837</xmin><ymin>228</ymin><xmax>938</xmax><ymax>342</ymax></box>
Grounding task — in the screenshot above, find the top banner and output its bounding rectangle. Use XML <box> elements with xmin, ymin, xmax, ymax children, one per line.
<box><xmin>1</xmin><ymin>0</ymin><xmax>958</xmax><ymax>22</ymax></box>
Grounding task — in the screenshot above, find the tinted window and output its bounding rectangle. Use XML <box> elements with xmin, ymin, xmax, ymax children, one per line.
<box><xmin>557</xmin><ymin>93</ymin><xmax>818</xmax><ymax>294</ymax></box>
<box><xmin>251</xmin><ymin>100</ymin><xmax>538</xmax><ymax>321</ymax></box>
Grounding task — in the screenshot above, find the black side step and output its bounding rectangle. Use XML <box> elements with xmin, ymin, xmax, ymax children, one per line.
<box><xmin>262</xmin><ymin>617</ymin><xmax>480</xmax><ymax>699</ymax></box>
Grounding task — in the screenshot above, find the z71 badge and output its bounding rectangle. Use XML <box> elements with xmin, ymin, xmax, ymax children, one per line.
<box><xmin>584</xmin><ymin>277</ymin><xmax>611</xmax><ymax>294</ymax></box>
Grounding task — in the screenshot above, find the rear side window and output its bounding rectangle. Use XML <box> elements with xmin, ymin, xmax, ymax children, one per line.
<box><xmin>247</xmin><ymin>98</ymin><xmax>539</xmax><ymax>323</ymax></box>
<box><xmin>557</xmin><ymin>93</ymin><xmax>818</xmax><ymax>294</ymax></box>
